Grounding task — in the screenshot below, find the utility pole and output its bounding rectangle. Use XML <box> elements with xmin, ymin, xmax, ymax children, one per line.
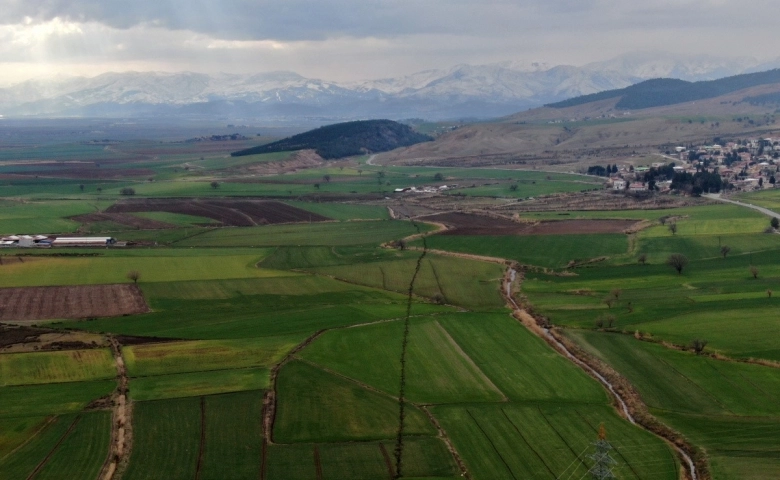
<box><xmin>589</xmin><ymin>424</ymin><xmax>617</xmax><ymax>480</ymax></box>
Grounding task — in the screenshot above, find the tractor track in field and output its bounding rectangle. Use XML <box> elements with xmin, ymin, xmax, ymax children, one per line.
<box><xmin>26</xmin><ymin>415</ymin><xmax>82</xmax><ymax>480</ymax></box>
<box><xmin>99</xmin><ymin>336</ymin><xmax>132</xmax><ymax>480</ymax></box>
<box><xmin>501</xmin><ymin>265</ymin><xmax>702</xmax><ymax>480</ymax></box>
<box><xmin>195</xmin><ymin>397</ymin><xmax>206</xmax><ymax>480</ymax></box>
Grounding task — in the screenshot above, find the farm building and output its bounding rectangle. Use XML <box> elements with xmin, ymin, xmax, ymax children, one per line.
<box><xmin>51</xmin><ymin>237</ymin><xmax>116</xmax><ymax>247</ymax></box>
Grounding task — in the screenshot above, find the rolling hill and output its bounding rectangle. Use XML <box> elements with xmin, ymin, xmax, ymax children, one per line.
<box><xmin>231</xmin><ymin>119</ymin><xmax>433</xmax><ymax>159</ymax></box>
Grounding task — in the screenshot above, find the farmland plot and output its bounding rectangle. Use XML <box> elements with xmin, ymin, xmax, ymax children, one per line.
<box><xmin>0</xmin><ymin>284</ymin><xmax>148</xmax><ymax>321</ymax></box>
<box><xmin>0</xmin><ymin>348</ymin><xmax>114</xmax><ymax>386</ymax></box>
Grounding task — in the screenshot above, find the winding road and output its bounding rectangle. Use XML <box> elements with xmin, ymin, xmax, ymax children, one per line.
<box><xmin>704</xmin><ymin>193</ymin><xmax>780</xmax><ymax>220</ymax></box>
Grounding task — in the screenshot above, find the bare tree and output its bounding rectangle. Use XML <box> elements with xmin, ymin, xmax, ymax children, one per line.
<box><xmin>668</xmin><ymin>223</ymin><xmax>678</xmax><ymax>235</ymax></box>
<box><xmin>720</xmin><ymin>245</ymin><xmax>731</xmax><ymax>258</ymax></box>
<box><xmin>127</xmin><ymin>270</ymin><xmax>140</xmax><ymax>284</ymax></box>
<box><xmin>610</xmin><ymin>288</ymin><xmax>622</xmax><ymax>300</ymax></box>
<box><xmin>690</xmin><ymin>338</ymin><xmax>708</xmax><ymax>355</ymax></box>
<box><xmin>323</xmin><ymin>174</ymin><xmax>331</xmax><ymax>183</ymax></box>
<box><xmin>666</xmin><ymin>253</ymin><xmax>689</xmax><ymax>274</ymax></box>
<box><xmin>210</xmin><ymin>181</ymin><xmax>219</xmax><ymax>189</ymax></box>
<box><xmin>603</xmin><ymin>297</ymin><xmax>615</xmax><ymax>309</ymax></box>
<box><xmin>637</xmin><ymin>253</ymin><xmax>647</xmax><ymax>265</ymax></box>
<box><xmin>750</xmin><ymin>265</ymin><xmax>759</xmax><ymax>279</ymax></box>
<box><xmin>767</xmin><ymin>289</ymin><xmax>772</xmax><ymax>298</ymax></box>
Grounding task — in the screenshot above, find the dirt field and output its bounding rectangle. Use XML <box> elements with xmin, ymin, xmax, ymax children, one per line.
<box><xmin>71</xmin><ymin>212</ymin><xmax>178</xmax><ymax>230</ymax></box>
<box><xmin>0</xmin><ymin>284</ymin><xmax>149</xmax><ymax>322</ymax></box>
<box><xmin>426</xmin><ymin>212</ymin><xmax>638</xmax><ymax>235</ymax></box>
<box><xmin>106</xmin><ymin>199</ymin><xmax>330</xmax><ymax>227</ymax></box>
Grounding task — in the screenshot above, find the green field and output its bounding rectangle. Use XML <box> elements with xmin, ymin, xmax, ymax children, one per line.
<box><xmin>421</xmin><ymin>233</ymin><xmax>629</xmax><ymax>268</ymax></box>
<box><xmin>0</xmin><ymin>349</ymin><xmax>115</xmax><ymax>386</ymax></box>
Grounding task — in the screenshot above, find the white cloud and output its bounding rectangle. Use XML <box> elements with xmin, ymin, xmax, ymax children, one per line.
<box><xmin>0</xmin><ymin>1</ymin><xmax>776</xmax><ymax>84</ymax></box>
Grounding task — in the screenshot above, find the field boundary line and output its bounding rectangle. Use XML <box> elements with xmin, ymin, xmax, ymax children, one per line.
<box><xmin>195</xmin><ymin>397</ymin><xmax>206</xmax><ymax>480</ymax></box>
<box><xmin>99</xmin><ymin>336</ymin><xmax>132</xmax><ymax>480</ymax></box>
<box><xmin>313</xmin><ymin>445</ymin><xmax>324</xmax><ymax>480</ymax></box>
<box><xmin>500</xmin><ymin>408</ymin><xmax>557</xmax><ymax>479</ymax></box>
<box><xmin>432</xmin><ymin>321</ymin><xmax>507</xmax><ymax>401</ymax></box>
<box><xmin>293</xmin><ymin>357</ymin><xmax>400</xmax><ymax>401</ymax></box>
<box><xmin>26</xmin><ymin>415</ymin><xmax>82</xmax><ymax>480</ymax></box>
<box><xmin>378</xmin><ymin>442</ymin><xmax>394</xmax><ymax>479</ymax></box>
<box><xmin>654</xmin><ymin>357</ymin><xmax>734</xmax><ymax>414</ymax></box>
<box><xmin>419</xmin><ymin>407</ymin><xmax>471</xmax><ymax>479</ymax></box>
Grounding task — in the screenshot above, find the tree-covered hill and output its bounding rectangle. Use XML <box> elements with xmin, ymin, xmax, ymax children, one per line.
<box><xmin>546</xmin><ymin>69</ymin><xmax>780</xmax><ymax>110</ymax></box>
<box><xmin>231</xmin><ymin>119</ymin><xmax>433</xmax><ymax>159</ymax></box>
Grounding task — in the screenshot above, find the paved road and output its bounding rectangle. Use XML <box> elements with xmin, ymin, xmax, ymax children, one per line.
<box><xmin>704</xmin><ymin>193</ymin><xmax>780</xmax><ymax>220</ymax></box>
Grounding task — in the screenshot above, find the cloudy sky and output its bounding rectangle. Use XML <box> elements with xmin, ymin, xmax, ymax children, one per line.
<box><xmin>0</xmin><ymin>0</ymin><xmax>776</xmax><ymax>85</ymax></box>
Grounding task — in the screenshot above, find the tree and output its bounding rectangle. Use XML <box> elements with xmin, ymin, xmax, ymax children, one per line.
<box><xmin>210</xmin><ymin>181</ymin><xmax>219</xmax><ymax>189</ymax></box>
<box><xmin>767</xmin><ymin>289</ymin><xmax>772</xmax><ymax>298</ymax></box>
<box><xmin>79</xmin><ymin>184</ymin><xmax>84</xmax><ymax>192</ymax></box>
<box><xmin>771</xmin><ymin>218</ymin><xmax>779</xmax><ymax>229</ymax></box>
<box><xmin>690</xmin><ymin>338</ymin><xmax>708</xmax><ymax>355</ymax></box>
<box><xmin>433</xmin><ymin>173</ymin><xmax>444</xmax><ymax>181</ymax></box>
<box><xmin>720</xmin><ymin>245</ymin><xmax>731</xmax><ymax>258</ymax></box>
<box><xmin>323</xmin><ymin>174</ymin><xmax>331</xmax><ymax>183</ymax></box>
<box><xmin>120</xmin><ymin>187</ymin><xmax>136</xmax><ymax>196</ymax></box>
<box><xmin>610</xmin><ymin>289</ymin><xmax>622</xmax><ymax>300</ymax></box>
<box><xmin>357</xmin><ymin>169</ymin><xmax>363</xmax><ymax>176</ymax></box>
<box><xmin>509</xmin><ymin>184</ymin><xmax>518</xmax><ymax>191</ymax></box>
<box><xmin>750</xmin><ymin>265</ymin><xmax>759</xmax><ymax>279</ymax></box>
<box><xmin>126</xmin><ymin>270</ymin><xmax>140</xmax><ymax>284</ymax></box>
<box><xmin>313</xmin><ymin>183</ymin><xmax>320</xmax><ymax>190</ymax></box>
<box><xmin>770</xmin><ymin>176</ymin><xmax>776</xmax><ymax>185</ymax></box>
<box><xmin>666</xmin><ymin>253</ymin><xmax>689</xmax><ymax>274</ymax></box>
<box><xmin>603</xmin><ymin>297</ymin><xmax>615</xmax><ymax>309</ymax></box>
<box><xmin>637</xmin><ymin>253</ymin><xmax>647</xmax><ymax>265</ymax></box>
<box><xmin>97</xmin><ymin>187</ymin><xmax>103</xmax><ymax>193</ymax></box>
<box><xmin>668</xmin><ymin>223</ymin><xmax>678</xmax><ymax>235</ymax></box>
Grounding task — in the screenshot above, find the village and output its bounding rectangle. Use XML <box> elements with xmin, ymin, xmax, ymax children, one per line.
<box><xmin>603</xmin><ymin>137</ymin><xmax>780</xmax><ymax>195</ymax></box>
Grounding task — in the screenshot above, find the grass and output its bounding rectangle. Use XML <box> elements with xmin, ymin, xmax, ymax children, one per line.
<box><xmin>420</xmin><ymin>234</ymin><xmax>629</xmax><ymax>269</ymax></box>
<box><xmin>273</xmin><ymin>360</ymin><xmax>435</xmax><ymax>443</ymax></box>
<box><xmin>34</xmin><ymin>411</ymin><xmax>111</xmax><ymax>480</ymax></box>
<box><xmin>438</xmin><ymin>313</ymin><xmax>607</xmax><ymax>403</ymax></box>
<box><xmin>0</xmin><ymin>414</ymin><xmax>78</xmax><ymax>479</ymax></box>
<box><xmin>129</xmin><ymin>368</ymin><xmax>270</xmax><ymax>401</ymax></box>
<box><xmin>0</xmin><ymin>380</ymin><xmax>115</xmax><ymax>418</ymax></box>
<box><xmin>0</xmin><ymin>200</ymin><xmax>106</xmax><ymax>235</ymax></box>
<box><xmin>139</xmin><ymin>275</ymin><xmax>361</xmax><ymax>300</ymax></box>
<box><xmin>0</xmin><ymin>349</ymin><xmax>115</xmax><ymax>386</ymax></box>
<box><xmin>123</xmin><ymin>397</ymin><xmax>200</xmax><ymax>480</ymax></box>
<box><xmin>199</xmin><ymin>391</ymin><xmax>263</xmax><ymax>480</ymax></box>
<box><xmin>124</xmin><ymin>336</ymin><xmax>303</xmax><ymax>376</ymax></box>
<box><xmin>309</xmin><ymin>254</ymin><xmax>506</xmax><ymax>308</ymax></box>
<box><xmin>283</xmin><ymin>200</ymin><xmax>391</xmax><ymax>220</ymax></box>
<box><xmin>174</xmin><ymin>220</ymin><xmax>429</xmax><ymax>247</ymax></box>
<box><xmin>0</xmin><ymin>252</ymin><xmax>290</xmax><ymax>287</ymax></box>
<box><xmin>432</xmin><ymin>403</ymin><xmax>678</xmax><ymax>480</ymax></box>
<box><xmin>301</xmin><ymin>317</ymin><xmax>507</xmax><ymax>404</ymax></box>
<box><xmin>62</xmin><ymin>291</ymin><xmax>449</xmax><ymax>340</ymax></box>
<box><xmin>568</xmin><ymin>330</ymin><xmax>780</xmax><ymax>416</ymax></box>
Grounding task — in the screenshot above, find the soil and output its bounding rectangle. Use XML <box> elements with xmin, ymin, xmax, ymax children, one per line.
<box><xmin>71</xmin><ymin>212</ymin><xmax>177</xmax><ymax>230</ymax></box>
<box><xmin>106</xmin><ymin>199</ymin><xmax>329</xmax><ymax>227</ymax></box>
<box><xmin>425</xmin><ymin>212</ymin><xmax>638</xmax><ymax>235</ymax></box>
<box><xmin>0</xmin><ymin>284</ymin><xmax>149</xmax><ymax>322</ymax></box>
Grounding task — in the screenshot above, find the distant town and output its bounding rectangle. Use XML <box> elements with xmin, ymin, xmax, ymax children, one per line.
<box><xmin>591</xmin><ymin>137</ymin><xmax>779</xmax><ymax>195</ymax></box>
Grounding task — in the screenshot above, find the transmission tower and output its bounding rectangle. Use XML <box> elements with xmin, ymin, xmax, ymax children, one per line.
<box><xmin>588</xmin><ymin>424</ymin><xmax>617</xmax><ymax>480</ymax></box>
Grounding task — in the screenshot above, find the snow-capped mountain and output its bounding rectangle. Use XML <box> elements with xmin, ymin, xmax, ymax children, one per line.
<box><xmin>0</xmin><ymin>52</ymin><xmax>777</xmax><ymax>120</ymax></box>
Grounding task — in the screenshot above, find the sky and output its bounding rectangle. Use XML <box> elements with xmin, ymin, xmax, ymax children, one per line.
<box><xmin>0</xmin><ymin>0</ymin><xmax>777</xmax><ymax>85</ymax></box>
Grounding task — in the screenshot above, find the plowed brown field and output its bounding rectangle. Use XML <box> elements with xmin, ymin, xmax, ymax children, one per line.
<box><xmin>106</xmin><ymin>199</ymin><xmax>329</xmax><ymax>227</ymax></box>
<box><xmin>0</xmin><ymin>284</ymin><xmax>148</xmax><ymax>322</ymax></box>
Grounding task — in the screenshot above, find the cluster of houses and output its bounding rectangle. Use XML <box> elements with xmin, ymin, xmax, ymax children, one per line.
<box><xmin>607</xmin><ymin>137</ymin><xmax>780</xmax><ymax>193</ymax></box>
<box><xmin>394</xmin><ymin>185</ymin><xmax>453</xmax><ymax>194</ymax></box>
<box><xmin>0</xmin><ymin>236</ymin><xmax>118</xmax><ymax>248</ymax></box>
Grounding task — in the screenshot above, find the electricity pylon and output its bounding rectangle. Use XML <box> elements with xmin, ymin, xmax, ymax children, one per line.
<box><xmin>589</xmin><ymin>424</ymin><xmax>617</xmax><ymax>480</ymax></box>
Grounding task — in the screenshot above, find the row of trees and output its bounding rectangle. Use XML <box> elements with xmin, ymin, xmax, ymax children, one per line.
<box><xmin>587</xmin><ymin>164</ymin><xmax>619</xmax><ymax>176</ymax></box>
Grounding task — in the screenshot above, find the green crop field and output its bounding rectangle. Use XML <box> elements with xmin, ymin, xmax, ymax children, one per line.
<box><xmin>0</xmin><ymin>380</ymin><xmax>115</xmax><ymax>418</ymax></box>
<box><xmin>175</xmin><ymin>219</ymin><xmax>429</xmax><ymax>247</ymax></box>
<box><xmin>0</xmin><ymin>349</ymin><xmax>115</xmax><ymax>386</ymax></box>
<box><xmin>301</xmin><ymin>317</ymin><xmax>507</xmax><ymax>404</ymax></box>
<box><xmin>124</xmin><ymin>336</ymin><xmax>303</xmax><ymax>376</ymax></box>
<box><xmin>274</xmin><ymin>360</ymin><xmax>435</xmax><ymax>443</ymax></box>
<box><xmin>421</xmin><ymin>233</ymin><xmax>629</xmax><ymax>268</ymax></box>
<box><xmin>124</xmin><ymin>397</ymin><xmax>201</xmax><ymax>480</ymax></box>
<box><xmin>130</xmin><ymin>368</ymin><xmax>270</xmax><ymax>401</ymax></box>
<box><xmin>33</xmin><ymin>411</ymin><xmax>111</xmax><ymax>480</ymax></box>
<box><xmin>0</xmin><ymin>414</ymin><xmax>80</xmax><ymax>479</ymax></box>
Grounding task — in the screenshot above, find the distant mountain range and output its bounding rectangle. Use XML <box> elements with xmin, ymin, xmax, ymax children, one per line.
<box><xmin>1</xmin><ymin>52</ymin><xmax>779</xmax><ymax>121</ymax></box>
